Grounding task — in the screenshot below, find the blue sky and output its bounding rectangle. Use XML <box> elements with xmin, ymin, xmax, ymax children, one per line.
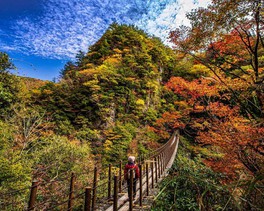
<box><xmin>0</xmin><ymin>0</ymin><xmax>210</xmax><ymax>81</ymax></box>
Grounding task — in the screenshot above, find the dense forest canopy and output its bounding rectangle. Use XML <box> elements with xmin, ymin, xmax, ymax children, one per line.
<box><xmin>0</xmin><ymin>1</ymin><xmax>263</xmax><ymax>209</ymax></box>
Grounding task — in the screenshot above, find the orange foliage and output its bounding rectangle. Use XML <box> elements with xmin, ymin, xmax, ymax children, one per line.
<box><xmin>208</xmin><ymin>32</ymin><xmax>250</xmax><ymax>63</ymax></box>
<box><xmin>156</xmin><ymin>76</ymin><xmax>264</xmax><ymax>179</ymax></box>
<box><xmin>167</xmin><ymin>77</ymin><xmax>220</xmax><ymax>100</ymax></box>
<box><xmin>197</xmin><ymin>112</ymin><xmax>264</xmax><ymax>177</ymax></box>
<box><xmin>203</xmin><ymin>156</ymin><xmax>243</xmax><ymax>181</ymax></box>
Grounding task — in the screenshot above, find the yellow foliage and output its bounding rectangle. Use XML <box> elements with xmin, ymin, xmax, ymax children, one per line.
<box><xmin>84</xmin><ymin>63</ymin><xmax>95</xmax><ymax>69</ymax></box>
<box><xmin>194</xmin><ymin>105</ymin><xmax>205</xmax><ymax>112</ymax></box>
<box><xmin>97</xmin><ymin>64</ymin><xmax>108</xmax><ymax>72</ymax></box>
<box><xmin>103</xmin><ymin>139</ymin><xmax>113</xmax><ymax>153</ymax></box>
<box><xmin>136</xmin><ymin>99</ymin><xmax>145</xmax><ymax>107</ymax></box>
<box><xmin>104</xmin><ymin>57</ymin><xmax>121</xmax><ymax>65</ymax></box>
<box><xmin>83</xmin><ymin>79</ymin><xmax>99</xmax><ymax>87</ymax></box>
<box><xmin>224</xmin><ymin>76</ymin><xmax>250</xmax><ymax>91</ymax></box>
<box><xmin>42</xmin><ymin>89</ymin><xmax>53</xmax><ymax>95</ymax></box>
<box><xmin>125</xmin><ymin>77</ymin><xmax>138</xmax><ymax>82</ymax></box>
<box><xmin>192</xmin><ymin>122</ymin><xmax>204</xmax><ymax>129</ymax></box>
<box><xmin>90</xmin><ymin>94</ymin><xmax>100</xmax><ymax>102</ymax></box>
<box><xmin>90</xmin><ymin>85</ymin><xmax>101</xmax><ymax>91</ymax></box>
<box><xmin>108</xmin><ymin>134</ymin><xmax>122</xmax><ymax>141</ymax></box>
<box><xmin>104</xmin><ymin>54</ymin><xmax>121</xmax><ymax>67</ymax></box>
<box><xmin>79</xmin><ymin>69</ymin><xmax>99</xmax><ymax>77</ymax></box>
<box><xmin>189</xmin><ymin>145</ymin><xmax>224</xmax><ymax>158</ymax></box>
<box><xmin>70</xmin><ymin>139</ymin><xmax>81</xmax><ymax>145</ymax></box>
<box><xmin>174</xmin><ymin>101</ymin><xmax>189</xmax><ymax>109</ymax></box>
<box><xmin>146</xmin><ymin>81</ymin><xmax>159</xmax><ymax>92</ymax></box>
<box><xmin>123</xmin><ymin>48</ymin><xmax>130</xmax><ymax>53</ymax></box>
<box><xmin>190</xmin><ymin>64</ymin><xmax>210</xmax><ymax>75</ymax></box>
<box><xmin>31</xmin><ymin>89</ymin><xmax>41</xmax><ymax>95</ymax></box>
<box><xmin>113</xmin><ymin>48</ymin><xmax>122</xmax><ymax>54</ymax></box>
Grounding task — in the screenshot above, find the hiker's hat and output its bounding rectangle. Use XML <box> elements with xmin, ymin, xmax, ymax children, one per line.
<box><xmin>128</xmin><ymin>156</ymin><xmax>135</xmax><ymax>163</ymax></box>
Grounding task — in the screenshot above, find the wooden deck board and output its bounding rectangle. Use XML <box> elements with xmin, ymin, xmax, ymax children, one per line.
<box><xmin>105</xmin><ymin>133</ymin><xmax>179</xmax><ymax>211</ymax></box>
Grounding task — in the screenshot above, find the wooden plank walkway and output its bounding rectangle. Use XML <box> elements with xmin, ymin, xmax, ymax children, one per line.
<box><xmin>105</xmin><ymin>133</ymin><xmax>179</xmax><ymax>211</ymax></box>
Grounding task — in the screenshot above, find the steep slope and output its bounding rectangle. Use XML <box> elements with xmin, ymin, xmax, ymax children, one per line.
<box><xmin>35</xmin><ymin>24</ymin><xmax>177</xmax><ymax>131</ymax></box>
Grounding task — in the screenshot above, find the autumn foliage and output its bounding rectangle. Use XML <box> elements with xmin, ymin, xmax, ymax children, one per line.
<box><xmin>156</xmin><ymin>75</ymin><xmax>264</xmax><ymax>179</ymax></box>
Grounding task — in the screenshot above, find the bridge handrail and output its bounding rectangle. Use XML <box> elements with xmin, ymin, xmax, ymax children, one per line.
<box><xmin>2</xmin><ymin>131</ymin><xmax>179</xmax><ymax>211</ymax></box>
<box><xmin>143</xmin><ymin>131</ymin><xmax>177</xmax><ymax>161</ymax></box>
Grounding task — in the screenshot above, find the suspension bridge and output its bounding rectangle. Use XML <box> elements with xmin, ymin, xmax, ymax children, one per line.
<box><xmin>1</xmin><ymin>131</ymin><xmax>179</xmax><ymax>211</ymax></box>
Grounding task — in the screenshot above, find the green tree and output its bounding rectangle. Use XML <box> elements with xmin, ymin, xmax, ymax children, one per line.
<box><xmin>0</xmin><ymin>52</ymin><xmax>15</xmax><ymax>72</ymax></box>
<box><xmin>0</xmin><ymin>52</ymin><xmax>22</xmax><ymax>116</ymax></box>
<box><xmin>0</xmin><ymin>120</ymin><xmax>32</xmax><ymax>210</ymax></box>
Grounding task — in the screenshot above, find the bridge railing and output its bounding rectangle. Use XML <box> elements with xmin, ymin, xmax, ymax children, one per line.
<box><xmin>88</xmin><ymin>131</ymin><xmax>179</xmax><ymax>211</ymax></box>
<box><xmin>0</xmin><ymin>131</ymin><xmax>179</xmax><ymax>211</ymax></box>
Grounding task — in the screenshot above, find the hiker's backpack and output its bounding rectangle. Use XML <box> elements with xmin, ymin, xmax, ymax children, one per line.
<box><xmin>127</xmin><ymin>166</ymin><xmax>136</xmax><ymax>179</ymax></box>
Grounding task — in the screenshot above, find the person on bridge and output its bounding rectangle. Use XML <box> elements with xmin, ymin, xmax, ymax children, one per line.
<box><xmin>124</xmin><ymin>156</ymin><xmax>140</xmax><ymax>200</ymax></box>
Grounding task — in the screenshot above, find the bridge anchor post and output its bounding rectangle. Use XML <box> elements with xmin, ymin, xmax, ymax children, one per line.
<box><xmin>84</xmin><ymin>187</ymin><xmax>92</xmax><ymax>211</ymax></box>
<box><xmin>28</xmin><ymin>180</ymin><xmax>38</xmax><ymax>210</ymax></box>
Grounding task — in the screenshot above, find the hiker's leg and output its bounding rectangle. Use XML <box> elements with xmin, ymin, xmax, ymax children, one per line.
<box><xmin>133</xmin><ymin>179</ymin><xmax>137</xmax><ymax>198</ymax></box>
<box><xmin>127</xmin><ymin>180</ymin><xmax>130</xmax><ymax>195</ymax></box>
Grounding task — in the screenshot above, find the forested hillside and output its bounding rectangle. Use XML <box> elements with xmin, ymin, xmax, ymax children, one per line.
<box><xmin>0</xmin><ymin>25</ymin><xmax>180</xmax><ymax>209</ymax></box>
<box><xmin>0</xmin><ymin>1</ymin><xmax>264</xmax><ymax>209</ymax></box>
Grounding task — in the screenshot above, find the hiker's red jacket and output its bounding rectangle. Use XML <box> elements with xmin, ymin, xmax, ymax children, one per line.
<box><xmin>124</xmin><ymin>163</ymin><xmax>140</xmax><ymax>180</ymax></box>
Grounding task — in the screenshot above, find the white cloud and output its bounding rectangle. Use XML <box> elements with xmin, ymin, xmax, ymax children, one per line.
<box><xmin>2</xmin><ymin>0</ymin><xmax>211</xmax><ymax>59</ymax></box>
<box><xmin>0</xmin><ymin>44</ymin><xmax>17</xmax><ymax>52</ymax></box>
<box><xmin>138</xmin><ymin>0</ymin><xmax>211</xmax><ymax>44</ymax></box>
<box><xmin>176</xmin><ymin>0</ymin><xmax>210</xmax><ymax>25</ymax></box>
<box><xmin>10</xmin><ymin>0</ymin><xmax>157</xmax><ymax>59</ymax></box>
<box><xmin>136</xmin><ymin>2</ymin><xmax>180</xmax><ymax>42</ymax></box>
